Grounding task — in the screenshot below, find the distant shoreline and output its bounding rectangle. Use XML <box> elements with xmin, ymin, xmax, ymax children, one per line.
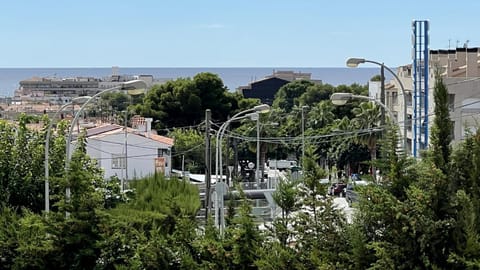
<box><xmin>0</xmin><ymin>67</ymin><xmax>386</xmax><ymax>96</ymax></box>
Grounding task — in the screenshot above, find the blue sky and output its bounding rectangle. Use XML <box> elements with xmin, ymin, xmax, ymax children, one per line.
<box><xmin>1</xmin><ymin>0</ymin><xmax>478</xmax><ymax>68</ymax></box>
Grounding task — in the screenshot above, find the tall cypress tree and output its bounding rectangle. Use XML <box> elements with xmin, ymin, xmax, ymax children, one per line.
<box><xmin>430</xmin><ymin>70</ymin><xmax>452</xmax><ymax>175</ymax></box>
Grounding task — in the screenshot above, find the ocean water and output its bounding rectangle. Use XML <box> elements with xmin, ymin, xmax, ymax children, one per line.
<box><xmin>0</xmin><ymin>67</ymin><xmax>384</xmax><ymax>97</ymax></box>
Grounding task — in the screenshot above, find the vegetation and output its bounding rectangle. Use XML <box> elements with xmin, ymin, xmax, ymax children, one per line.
<box><xmin>1</xmin><ymin>71</ymin><xmax>480</xmax><ymax>269</ymax></box>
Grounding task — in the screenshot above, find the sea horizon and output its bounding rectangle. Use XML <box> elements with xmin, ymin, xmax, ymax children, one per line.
<box><xmin>0</xmin><ymin>67</ymin><xmax>387</xmax><ymax>97</ymax></box>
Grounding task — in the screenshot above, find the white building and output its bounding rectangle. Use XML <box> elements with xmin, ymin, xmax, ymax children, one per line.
<box><xmin>380</xmin><ymin>47</ymin><xmax>480</xmax><ymax>154</ymax></box>
<box><xmin>80</xmin><ymin>117</ymin><xmax>174</xmax><ymax>180</ymax></box>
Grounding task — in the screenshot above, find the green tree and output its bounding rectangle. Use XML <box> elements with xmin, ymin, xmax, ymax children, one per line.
<box><xmin>430</xmin><ymin>71</ymin><xmax>452</xmax><ymax>175</ymax></box>
<box><xmin>292</xmin><ymin>146</ymin><xmax>349</xmax><ymax>268</ymax></box>
<box><xmin>12</xmin><ymin>210</ymin><xmax>55</xmax><ymax>269</ymax></box>
<box><xmin>49</xmin><ymin>131</ymin><xmax>106</xmax><ymax>269</ymax></box>
<box><xmin>139</xmin><ymin>73</ymin><xmax>237</xmax><ymax>132</ymax></box>
<box><xmin>8</xmin><ymin>114</ymin><xmax>46</xmax><ymax>213</ymax></box>
<box><xmin>0</xmin><ymin>205</ymin><xmax>21</xmax><ymax>268</ymax></box>
<box><xmin>448</xmin><ymin>190</ymin><xmax>480</xmax><ymax>269</ymax></box>
<box><xmin>225</xmin><ymin>188</ymin><xmax>262</xmax><ymax>269</ymax></box>
<box><xmin>168</xmin><ymin>128</ymin><xmax>205</xmax><ymax>173</ymax></box>
<box><xmin>271</xmin><ymin>178</ymin><xmax>297</xmax><ymax>246</ymax></box>
<box><xmin>272</xmin><ymin>80</ymin><xmax>312</xmax><ymax>112</ymax></box>
<box><xmin>297</xmin><ymin>83</ymin><xmax>335</xmax><ymax>106</ymax></box>
<box><xmin>309</xmin><ymin>100</ymin><xmax>335</xmax><ymax>129</ymax></box>
<box><xmin>352</xmin><ymin>101</ymin><xmax>382</xmax><ymax>178</ymax></box>
<box><xmin>0</xmin><ymin>121</ymin><xmax>17</xmax><ymax>208</ymax></box>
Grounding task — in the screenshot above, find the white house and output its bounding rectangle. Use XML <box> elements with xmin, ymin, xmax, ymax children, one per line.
<box><xmin>79</xmin><ymin>118</ymin><xmax>174</xmax><ymax>180</ymax></box>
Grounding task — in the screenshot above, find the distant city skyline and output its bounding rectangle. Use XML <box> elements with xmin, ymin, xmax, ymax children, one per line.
<box><xmin>0</xmin><ymin>1</ymin><xmax>478</xmax><ymax>68</ymax></box>
<box><xmin>0</xmin><ymin>67</ymin><xmax>383</xmax><ymax>96</ymax></box>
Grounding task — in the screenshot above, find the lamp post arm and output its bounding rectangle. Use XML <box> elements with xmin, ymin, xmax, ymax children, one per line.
<box><xmin>216</xmin><ymin>108</ymin><xmax>255</xmax><ymax>182</ymax></box>
<box><xmin>65</xmin><ymin>85</ymin><xmax>121</xmax><ymax>201</ymax></box>
<box><xmin>351</xmin><ymin>94</ymin><xmax>396</xmax><ymax>123</ymax></box>
<box><xmin>66</xmin><ymin>87</ymin><xmax>120</xmax><ymax>168</ymax></box>
<box><xmin>366</xmin><ymin>60</ymin><xmax>407</xmax><ymax>150</ymax></box>
<box><xmin>364</xmin><ymin>60</ymin><xmax>406</xmax><ymax>92</ymax></box>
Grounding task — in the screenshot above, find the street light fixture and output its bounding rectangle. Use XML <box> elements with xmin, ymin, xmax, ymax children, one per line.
<box><xmin>346</xmin><ymin>57</ymin><xmax>408</xmax><ymax>152</ymax></box>
<box><xmin>44</xmin><ymin>96</ymin><xmax>91</xmax><ymax>213</ymax></box>
<box><xmin>330</xmin><ymin>92</ymin><xmax>402</xmax><ymax>151</ymax></box>
<box><xmin>330</xmin><ymin>93</ymin><xmax>397</xmax><ymax>121</ymax></box>
<box><xmin>330</xmin><ymin>92</ymin><xmax>402</xmax><ymax>181</ymax></box>
<box><xmin>65</xmin><ymin>80</ymin><xmax>147</xmax><ymax>204</ymax></box>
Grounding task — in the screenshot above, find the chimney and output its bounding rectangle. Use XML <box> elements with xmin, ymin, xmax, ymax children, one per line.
<box><xmin>145</xmin><ymin>118</ymin><xmax>153</xmax><ymax>138</ymax></box>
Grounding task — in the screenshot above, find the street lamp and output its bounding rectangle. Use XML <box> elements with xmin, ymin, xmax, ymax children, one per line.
<box><xmin>213</xmin><ymin>104</ymin><xmax>269</xmax><ymax>233</ymax></box>
<box><xmin>330</xmin><ymin>93</ymin><xmax>397</xmax><ymax>121</ymax></box>
<box><xmin>346</xmin><ymin>57</ymin><xmax>408</xmax><ymax>152</ymax></box>
<box><xmin>330</xmin><ymin>92</ymin><xmax>402</xmax><ymax>149</ymax></box>
<box><xmin>215</xmin><ymin>104</ymin><xmax>270</xmax><ymax>184</ymax></box>
<box><xmin>44</xmin><ymin>96</ymin><xmax>91</xmax><ymax>213</ymax></box>
<box><xmin>330</xmin><ymin>92</ymin><xmax>402</xmax><ymax>182</ymax></box>
<box><xmin>301</xmin><ymin>105</ymin><xmax>309</xmax><ymax>167</ymax></box>
<box><xmin>65</xmin><ymin>80</ymin><xmax>147</xmax><ymax>203</ymax></box>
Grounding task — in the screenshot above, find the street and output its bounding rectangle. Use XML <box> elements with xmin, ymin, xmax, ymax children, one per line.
<box><xmin>333</xmin><ymin>197</ymin><xmax>354</xmax><ymax>223</ymax></box>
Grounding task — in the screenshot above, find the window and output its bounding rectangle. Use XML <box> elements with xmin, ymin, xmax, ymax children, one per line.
<box><xmin>392</xmin><ymin>92</ymin><xmax>398</xmax><ymax>105</ymax></box>
<box><xmin>407</xmin><ymin>114</ymin><xmax>412</xmax><ymax>131</ymax></box>
<box><xmin>112</xmin><ymin>154</ymin><xmax>125</xmax><ymax>169</ymax></box>
<box><xmin>158</xmin><ymin>148</ymin><xmax>170</xmax><ymax>157</ymax></box>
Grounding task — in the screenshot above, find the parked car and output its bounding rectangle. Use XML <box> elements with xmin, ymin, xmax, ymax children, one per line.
<box><xmin>345</xmin><ymin>180</ymin><xmax>368</xmax><ymax>206</ymax></box>
<box><xmin>328</xmin><ymin>182</ymin><xmax>347</xmax><ymax>197</ymax></box>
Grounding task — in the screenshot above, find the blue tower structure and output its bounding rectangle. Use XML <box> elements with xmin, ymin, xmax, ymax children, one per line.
<box><xmin>412</xmin><ymin>20</ymin><xmax>429</xmax><ymax>157</ymax></box>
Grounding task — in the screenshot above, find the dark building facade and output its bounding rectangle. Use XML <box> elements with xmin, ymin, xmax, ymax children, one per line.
<box><xmin>238</xmin><ymin>77</ymin><xmax>290</xmax><ymax>105</ymax></box>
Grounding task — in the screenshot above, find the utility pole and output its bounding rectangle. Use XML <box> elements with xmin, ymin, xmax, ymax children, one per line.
<box><xmin>204</xmin><ymin>109</ymin><xmax>211</xmax><ymax>220</ymax></box>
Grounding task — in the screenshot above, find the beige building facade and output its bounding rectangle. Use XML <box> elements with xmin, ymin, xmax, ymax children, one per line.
<box><xmin>383</xmin><ymin>47</ymin><xmax>480</xmax><ymax>154</ymax></box>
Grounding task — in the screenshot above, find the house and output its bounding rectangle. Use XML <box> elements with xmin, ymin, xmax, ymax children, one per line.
<box><xmin>383</xmin><ymin>47</ymin><xmax>480</xmax><ymax>155</ymax></box>
<box><xmin>79</xmin><ymin>117</ymin><xmax>174</xmax><ymax>180</ymax></box>
<box><xmin>238</xmin><ymin>70</ymin><xmax>322</xmax><ymax>105</ymax></box>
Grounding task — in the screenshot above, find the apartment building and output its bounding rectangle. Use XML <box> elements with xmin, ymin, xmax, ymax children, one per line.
<box><xmin>238</xmin><ymin>70</ymin><xmax>322</xmax><ymax>105</ymax></box>
<box><xmin>383</xmin><ymin>47</ymin><xmax>480</xmax><ymax>154</ymax></box>
<box><xmin>14</xmin><ymin>73</ymin><xmax>156</xmax><ymax>106</ymax></box>
<box><xmin>16</xmin><ymin>76</ymin><xmax>100</xmax><ymax>105</ymax></box>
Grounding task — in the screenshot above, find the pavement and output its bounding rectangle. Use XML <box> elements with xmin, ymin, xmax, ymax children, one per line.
<box><xmin>333</xmin><ymin>197</ymin><xmax>354</xmax><ymax>223</ymax></box>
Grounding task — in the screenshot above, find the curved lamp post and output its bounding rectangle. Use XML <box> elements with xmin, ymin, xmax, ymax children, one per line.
<box><xmin>330</xmin><ymin>92</ymin><xmax>402</xmax><ymax>147</ymax></box>
<box><xmin>44</xmin><ymin>96</ymin><xmax>91</xmax><ymax>213</ymax></box>
<box><xmin>65</xmin><ymin>80</ymin><xmax>147</xmax><ymax>203</ymax></box>
<box><xmin>331</xmin><ymin>92</ymin><xmax>397</xmax><ymax>121</ymax></box>
<box><xmin>215</xmin><ymin>104</ymin><xmax>270</xmax><ymax>186</ymax></box>
<box><xmin>331</xmin><ymin>92</ymin><xmax>403</xmax><ymax>182</ymax></box>
<box><xmin>346</xmin><ymin>57</ymin><xmax>407</xmax><ymax>152</ymax></box>
<box><xmin>212</xmin><ymin>104</ymin><xmax>269</xmax><ymax>234</ymax></box>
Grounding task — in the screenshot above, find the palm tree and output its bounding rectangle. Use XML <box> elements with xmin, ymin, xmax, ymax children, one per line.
<box><xmin>352</xmin><ymin>101</ymin><xmax>382</xmax><ymax>179</ymax></box>
<box><xmin>309</xmin><ymin>100</ymin><xmax>335</xmax><ymax>129</ymax></box>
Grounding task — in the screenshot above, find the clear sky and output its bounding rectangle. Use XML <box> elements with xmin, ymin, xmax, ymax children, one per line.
<box><xmin>1</xmin><ymin>0</ymin><xmax>478</xmax><ymax>68</ymax></box>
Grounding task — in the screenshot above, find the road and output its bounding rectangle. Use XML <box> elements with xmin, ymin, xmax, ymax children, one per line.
<box><xmin>333</xmin><ymin>197</ymin><xmax>354</xmax><ymax>223</ymax></box>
